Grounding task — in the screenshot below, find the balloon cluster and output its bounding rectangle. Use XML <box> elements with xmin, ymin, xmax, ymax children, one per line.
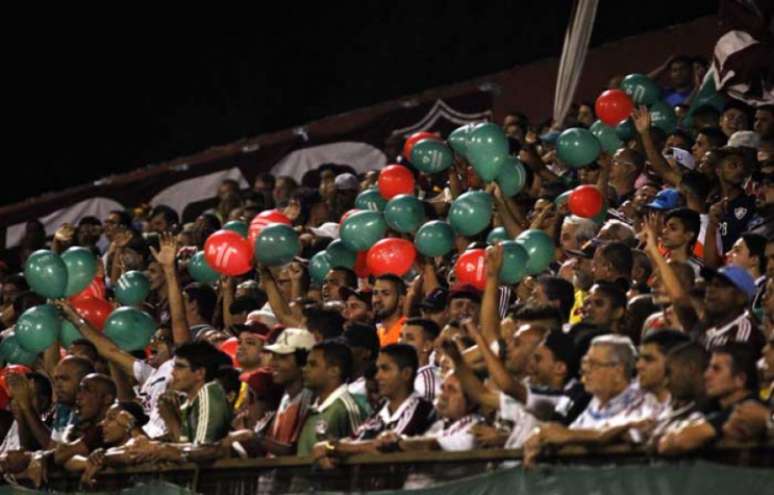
<box><xmin>24</xmin><ymin>247</ymin><xmax>98</xmax><ymax>300</ymax></box>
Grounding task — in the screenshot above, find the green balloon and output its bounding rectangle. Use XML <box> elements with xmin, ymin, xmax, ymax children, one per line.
<box><xmin>24</xmin><ymin>249</ymin><xmax>67</xmax><ymax>299</ymax></box>
<box><xmin>15</xmin><ymin>304</ymin><xmax>61</xmax><ymax>353</ymax></box>
<box><xmin>649</xmin><ymin>101</ymin><xmax>678</xmax><ymax>134</ymax></box>
<box><xmin>555</xmin><ymin>190</ymin><xmax>572</xmax><ymax>207</ymax></box>
<box><xmin>325</xmin><ymin>239</ymin><xmax>357</xmax><ymax>270</ymax></box>
<box><xmin>61</xmin><ymin>247</ymin><xmax>98</xmax><ymax>297</ymax></box>
<box><xmin>616</xmin><ymin>119</ymin><xmax>636</xmax><ymax>141</ymax></box>
<box><xmin>309</xmin><ymin>251</ymin><xmax>332</xmax><ymax>285</ymax></box>
<box><xmin>0</xmin><ymin>334</ymin><xmax>37</xmax><ymax>366</ymax></box>
<box><xmin>411</xmin><ymin>139</ymin><xmax>453</xmax><ymax>174</ymax></box>
<box><xmin>496</xmin><ymin>156</ymin><xmax>527</xmax><ymax>197</ymax></box>
<box><xmin>516</xmin><ymin>229</ymin><xmax>555</xmax><ymax>275</ymax></box>
<box><xmin>115</xmin><ymin>271</ymin><xmax>151</xmax><ymax>305</ymax></box>
<box><xmin>499</xmin><ymin>241</ymin><xmax>529</xmax><ymax>284</ymax></box>
<box><xmin>340</xmin><ymin>210</ymin><xmax>387</xmax><ymax>251</ymax></box>
<box><xmin>59</xmin><ymin>320</ymin><xmax>82</xmax><ymax>348</ymax></box>
<box><xmin>355</xmin><ymin>188</ymin><xmax>387</xmax><ymax>212</ymax></box>
<box><xmin>592</xmin><ymin>200</ymin><xmax>609</xmax><ymax>225</ymax></box>
<box><xmin>448</xmin><ymin>123</ymin><xmax>473</xmax><ymax>157</ymax></box>
<box><xmin>486</xmin><ymin>227</ymin><xmax>510</xmax><ymax>246</ymax></box>
<box><xmin>556</xmin><ymin>128</ymin><xmax>601</xmax><ymax>168</ymax></box>
<box><xmin>466</xmin><ymin>123</ymin><xmax>509</xmax><ymax>181</ymax></box>
<box><xmin>384</xmin><ymin>194</ymin><xmax>426</xmax><ymax>233</ymax></box>
<box><xmin>255</xmin><ymin>224</ymin><xmax>300</xmax><ymax>267</ymax></box>
<box><xmin>448</xmin><ymin>190</ymin><xmax>493</xmax><ymax>237</ymax></box>
<box><xmin>620</xmin><ymin>73</ymin><xmax>661</xmax><ymax>106</ymax></box>
<box><xmin>414</xmin><ymin>221</ymin><xmax>455</xmax><ymax>257</ymax></box>
<box><xmin>590</xmin><ymin>120</ymin><xmax>624</xmax><ymax>154</ymax></box>
<box><xmin>188</xmin><ymin>251</ymin><xmax>220</xmax><ymax>284</ymax></box>
<box><xmin>223</xmin><ymin>220</ymin><xmax>249</xmax><ymax>238</ymax></box>
<box><xmin>103</xmin><ymin>307</ymin><xmax>157</xmax><ymax>352</ymax></box>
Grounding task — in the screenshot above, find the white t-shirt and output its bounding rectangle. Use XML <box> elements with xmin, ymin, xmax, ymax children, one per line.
<box><xmin>570</xmin><ymin>382</ymin><xmax>653</xmax><ymax>430</ymax></box>
<box><xmin>425</xmin><ymin>413</ymin><xmax>483</xmax><ymax>451</ymax></box>
<box><xmin>133</xmin><ymin>358</ymin><xmax>174</xmax><ymax>439</ymax></box>
<box><xmin>499</xmin><ymin>392</ymin><xmax>539</xmax><ymax>449</ymax></box>
<box><xmin>414</xmin><ymin>365</ymin><xmax>442</xmax><ymax>403</ymax></box>
<box><xmin>0</xmin><ymin>420</ymin><xmax>20</xmax><ymax>453</ymax></box>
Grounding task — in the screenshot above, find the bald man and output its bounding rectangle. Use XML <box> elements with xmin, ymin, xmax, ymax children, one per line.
<box><xmin>54</xmin><ymin>373</ymin><xmax>117</xmax><ymax>465</ymax></box>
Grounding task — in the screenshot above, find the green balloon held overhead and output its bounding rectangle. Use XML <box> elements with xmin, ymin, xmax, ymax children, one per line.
<box><xmin>223</xmin><ymin>220</ymin><xmax>249</xmax><ymax>238</ymax></box>
<box><xmin>59</xmin><ymin>320</ymin><xmax>82</xmax><ymax>348</ymax></box>
<box><xmin>325</xmin><ymin>240</ymin><xmax>357</xmax><ymax>270</ymax></box>
<box><xmin>414</xmin><ymin>221</ymin><xmax>455</xmax><ymax>257</ymax></box>
<box><xmin>340</xmin><ymin>210</ymin><xmax>387</xmax><ymax>252</ymax></box>
<box><xmin>309</xmin><ymin>251</ymin><xmax>332</xmax><ymax>285</ymax></box>
<box><xmin>516</xmin><ymin>229</ymin><xmax>555</xmax><ymax>275</ymax></box>
<box><xmin>115</xmin><ymin>271</ymin><xmax>151</xmax><ymax>305</ymax></box>
<box><xmin>103</xmin><ymin>307</ymin><xmax>157</xmax><ymax>352</ymax></box>
<box><xmin>384</xmin><ymin>194</ymin><xmax>426</xmax><ymax>233</ymax></box>
<box><xmin>188</xmin><ymin>251</ymin><xmax>220</xmax><ymax>284</ymax></box>
<box><xmin>649</xmin><ymin>101</ymin><xmax>678</xmax><ymax>134</ymax></box>
<box><xmin>590</xmin><ymin>120</ymin><xmax>624</xmax><ymax>154</ymax></box>
<box><xmin>616</xmin><ymin>119</ymin><xmax>636</xmax><ymax>141</ymax></box>
<box><xmin>499</xmin><ymin>241</ymin><xmax>529</xmax><ymax>284</ymax></box>
<box><xmin>466</xmin><ymin>123</ymin><xmax>509</xmax><ymax>181</ymax></box>
<box><xmin>411</xmin><ymin>139</ymin><xmax>453</xmax><ymax>174</ymax></box>
<box><xmin>496</xmin><ymin>156</ymin><xmax>527</xmax><ymax>197</ymax></box>
<box><xmin>15</xmin><ymin>304</ymin><xmax>61</xmax><ymax>354</ymax></box>
<box><xmin>449</xmin><ymin>190</ymin><xmax>493</xmax><ymax>237</ymax></box>
<box><xmin>620</xmin><ymin>73</ymin><xmax>661</xmax><ymax>106</ymax></box>
<box><xmin>355</xmin><ymin>188</ymin><xmax>387</xmax><ymax>212</ymax></box>
<box><xmin>556</xmin><ymin>128</ymin><xmax>601</xmax><ymax>168</ymax></box>
<box><xmin>24</xmin><ymin>249</ymin><xmax>67</xmax><ymax>299</ymax></box>
<box><xmin>486</xmin><ymin>227</ymin><xmax>510</xmax><ymax>246</ymax></box>
<box><xmin>448</xmin><ymin>124</ymin><xmax>472</xmax><ymax>157</ymax></box>
<box><xmin>255</xmin><ymin>224</ymin><xmax>300</xmax><ymax>267</ymax></box>
<box><xmin>555</xmin><ymin>190</ymin><xmax>572</xmax><ymax>207</ymax></box>
<box><xmin>0</xmin><ymin>334</ymin><xmax>38</xmax><ymax>366</ymax></box>
<box><xmin>61</xmin><ymin>246</ymin><xmax>98</xmax><ymax>297</ymax></box>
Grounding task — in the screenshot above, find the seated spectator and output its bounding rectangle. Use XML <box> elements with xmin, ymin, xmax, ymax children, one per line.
<box><xmin>343</xmin><ymin>323</ymin><xmax>380</xmax><ymax>414</ymax></box>
<box><xmin>341</xmin><ymin>287</ymin><xmax>373</xmax><ymax>324</ymax></box>
<box><xmin>399</xmin><ymin>318</ymin><xmax>442</xmax><ymax>403</ymax></box>
<box><xmin>2</xmin><ymin>372</ymin><xmax>52</xmax><ymax>452</ymax></box>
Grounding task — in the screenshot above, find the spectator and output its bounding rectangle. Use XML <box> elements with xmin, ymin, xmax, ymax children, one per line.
<box><xmin>579</xmin><ymin>282</ymin><xmax>627</xmax><ymax>335</ymax></box>
<box><xmin>661</xmin><ymin>207</ymin><xmax>703</xmax><ymax>275</ymax></box>
<box><xmin>399</xmin><ymin>318</ymin><xmax>442</xmax><ymax>403</ymax></box>
<box><xmin>341</xmin><ymin>287</ymin><xmax>373</xmax><ymax>324</ymax></box>
<box><xmin>373</xmin><ymin>275</ymin><xmax>407</xmax><ymax>346</ymax></box>
<box><xmin>342</xmin><ymin>322</ymin><xmax>380</xmax><ymax>413</ymax></box>
<box><xmin>321</xmin><ymin>268</ymin><xmax>357</xmax><ymax>303</ymax></box>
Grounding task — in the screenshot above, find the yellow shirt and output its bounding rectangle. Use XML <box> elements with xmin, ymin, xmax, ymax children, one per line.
<box><xmin>569</xmin><ymin>289</ymin><xmax>587</xmax><ymax>326</ymax></box>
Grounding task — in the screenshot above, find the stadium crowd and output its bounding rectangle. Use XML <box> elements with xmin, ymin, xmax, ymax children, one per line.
<box><xmin>0</xmin><ymin>54</ymin><xmax>772</xmax><ymax>490</ymax></box>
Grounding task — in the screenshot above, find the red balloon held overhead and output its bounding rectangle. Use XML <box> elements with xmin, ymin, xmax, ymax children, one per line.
<box><xmin>595</xmin><ymin>89</ymin><xmax>634</xmax><ymax>126</ymax></box>
<box><xmin>72</xmin><ymin>297</ymin><xmax>113</xmax><ymax>331</ymax></box>
<box><xmin>219</xmin><ymin>337</ymin><xmax>241</xmax><ymax>368</ymax></box>
<box><xmin>454</xmin><ymin>249</ymin><xmax>487</xmax><ymax>291</ymax></box>
<box><xmin>249</xmin><ymin>209</ymin><xmax>291</xmax><ymax>244</ymax></box>
<box><xmin>568</xmin><ymin>185</ymin><xmax>605</xmax><ymax>218</ymax></box>
<box><xmin>353</xmin><ymin>250</ymin><xmax>371</xmax><ymax>278</ymax></box>
<box><xmin>378</xmin><ymin>165</ymin><xmax>415</xmax><ymax>199</ymax></box>
<box><xmin>366</xmin><ymin>238</ymin><xmax>417</xmax><ymax>277</ymax></box>
<box><xmin>204</xmin><ymin>230</ymin><xmax>254</xmax><ymax>276</ymax></box>
<box><xmin>402</xmin><ymin>131</ymin><xmax>441</xmax><ymax>161</ymax></box>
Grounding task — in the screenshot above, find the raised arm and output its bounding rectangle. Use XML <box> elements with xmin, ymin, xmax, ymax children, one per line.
<box><xmin>480</xmin><ymin>245</ymin><xmax>503</xmax><ymax>345</ymax></box>
<box><xmin>258</xmin><ymin>266</ymin><xmax>303</xmax><ymax>327</ymax></box>
<box><xmin>633</xmin><ymin>106</ymin><xmax>681</xmax><ymax>186</ymax></box>
<box><xmin>464</xmin><ymin>320</ymin><xmax>528</xmax><ymax>404</ymax></box>
<box><xmin>150</xmin><ymin>234</ymin><xmax>190</xmax><ymax>344</ymax></box>
<box><xmin>442</xmin><ymin>340</ymin><xmax>499</xmax><ymax>410</ymax></box>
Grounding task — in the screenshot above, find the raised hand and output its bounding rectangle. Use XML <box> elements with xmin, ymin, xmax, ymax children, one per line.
<box><xmin>485</xmin><ymin>244</ymin><xmax>504</xmax><ymax>278</ymax></box>
<box><xmin>150</xmin><ymin>233</ymin><xmax>178</xmax><ymax>269</ymax></box>
<box><xmin>631</xmin><ymin>105</ymin><xmax>651</xmax><ymax>134</ymax></box>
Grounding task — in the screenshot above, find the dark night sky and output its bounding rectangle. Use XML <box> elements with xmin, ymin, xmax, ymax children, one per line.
<box><xmin>8</xmin><ymin>1</ymin><xmax>716</xmax><ymax>207</ymax></box>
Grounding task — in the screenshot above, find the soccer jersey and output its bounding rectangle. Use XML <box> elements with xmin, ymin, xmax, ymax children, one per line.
<box><xmin>693</xmin><ymin>311</ymin><xmax>764</xmax><ymax>351</ymax></box>
<box><xmin>296</xmin><ymin>384</ymin><xmax>367</xmax><ymax>456</ymax></box>
<box><xmin>425</xmin><ymin>413</ymin><xmax>483</xmax><ymax>451</ymax></box>
<box><xmin>267</xmin><ymin>388</ymin><xmax>314</xmax><ymax>447</ymax></box>
<box><xmin>180</xmin><ymin>381</ymin><xmax>232</xmax><ymax>445</ymax></box>
<box><xmin>50</xmin><ymin>403</ymin><xmax>77</xmax><ymax>444</ymax></box>
<box><xmin>498</xmin><ymin>392</ymin><xmax>539</xmax><ymax>449</ymax></box>
<box><xmin>133</xmin><ymin>358</ymin><xmax>174</xmax><ymax>439</ymax></box>
<box><xmin>414</xmin><ymin>365</ymin><xmax>442</xmax><ymax>403</ymax></box>
<box><xmin>353</xmin><ymin>393</ymin><xmax>436</xmax><ymax>441</ymax></box>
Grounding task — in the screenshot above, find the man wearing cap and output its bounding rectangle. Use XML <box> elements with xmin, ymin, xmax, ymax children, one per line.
<box><xmin>448</xmin><ymin>285</ymin><xmax>481</xmax><ymax>325</ymax></box>
<box><xmin>373</xmin><ymin>275</ymin><xmax>407</xmax><ymax>347</ymax></box>
<box><xmin>565</xmin><ymin>240</ymin><xmax>597</xmax><ymax>325</ymax></box>
<box><xmin>232</xmin><ymin>322</ymin><xmax>273</xmax><ymax>411</ymax></box>
<box><xmin>343</xmin><ymin>323</ymin><xmax>380</xmax><ymax>414</ymax></box>
<box><xmin>341</xmin><ymin>287</ymin><xmax>373</xmax><ymax>324</ymax></box>
<box><xmin>261</xmin><ymin>328</ymin><xmax>316</xmax><ymax>455</ymax></box>
<box><xmin>330</xmin><ymin>173</ymin><xmax>360</xmax><ymax>221</ymax></box>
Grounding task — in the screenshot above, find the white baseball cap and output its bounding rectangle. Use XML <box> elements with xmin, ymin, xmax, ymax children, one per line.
<box><xmin>264</xmin><ymin>328</ymin><xmax>316</xmax><ymax>354</ymax></box>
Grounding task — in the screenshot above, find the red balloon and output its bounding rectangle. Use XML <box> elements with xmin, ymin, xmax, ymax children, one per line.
<box><xmin>340</xmin><ymin>208</ymin><xmax>362</xmax><ymax>224</ymax></box>
<box><xmin>70</xmin><ymin>276</ymin><xmax>106</xmax><ymax>304</ymax></box>
<box><xmin>72</xmin><ymin>297</ymin><xmax>113</xmax><ymax>331</ymax></box>
<box><xmin>568</xmin><ymin>185</ymin><xmax>605</xmax><ymax>218</ymax></box>
<box><xmin>366</xmin><ymin>238</ymin><xmax>417</xmax><ymax>277</ymax></box>
<box><xmin>402</xmin><ymin>131</ymin><xmax>441</xmax><ymax>161</ymax></box>
<box><xmin>455</xmin><ymin>249</ymin><xmax>487</xmax><ymax>291</ymax></box>
<box><xmin>248</xmin><ymin>209</ymin><xmax>292</xmax><ymax>245</ymax></box>
<box><xmin>219</xmin><ymin>337</ymin><xmax>241</xmax><ymax>368</ymax></box>
<box><xmin>378</xmin><ymin>165</ymin><xmax>415</xmax><ymax>200</ymax></box>
<box><xmin>354</xmin><ymin>251</ymin><xmax>371</xmax><ymax>278</ymax></box>
<box><xmin>595</xmin><ymin>89</ymin><xmax>634</xmax><ymax>126</ymax></box>
<box><xmin>204</xmin><ymin>230</ymin><xmax>254</xmax><ymax>276</ymax></box>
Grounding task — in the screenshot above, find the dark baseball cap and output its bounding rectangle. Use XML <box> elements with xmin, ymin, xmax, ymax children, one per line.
<box><xmin>449</xmin><ymin>284</ymin><xmax>482</xmax><ymax>304</ymax></box>
<box><xmin>566</xmin><ymin>239</ymin><xmax>601</xmax><ymax>259</ymax></box>
<box><xmin>343</xmin><ymin>323</ymin><xmax>380</xmax><ymax>357</ymax></box>
<box><xmin>340</xmin><ymin>287</ymin><xmax>372</xmax><ymax>307</ymax></box>
<box><xmin>419</xmin><ymin>288</ymin><xmax>449</xmax><ymax>312</ymax></box>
